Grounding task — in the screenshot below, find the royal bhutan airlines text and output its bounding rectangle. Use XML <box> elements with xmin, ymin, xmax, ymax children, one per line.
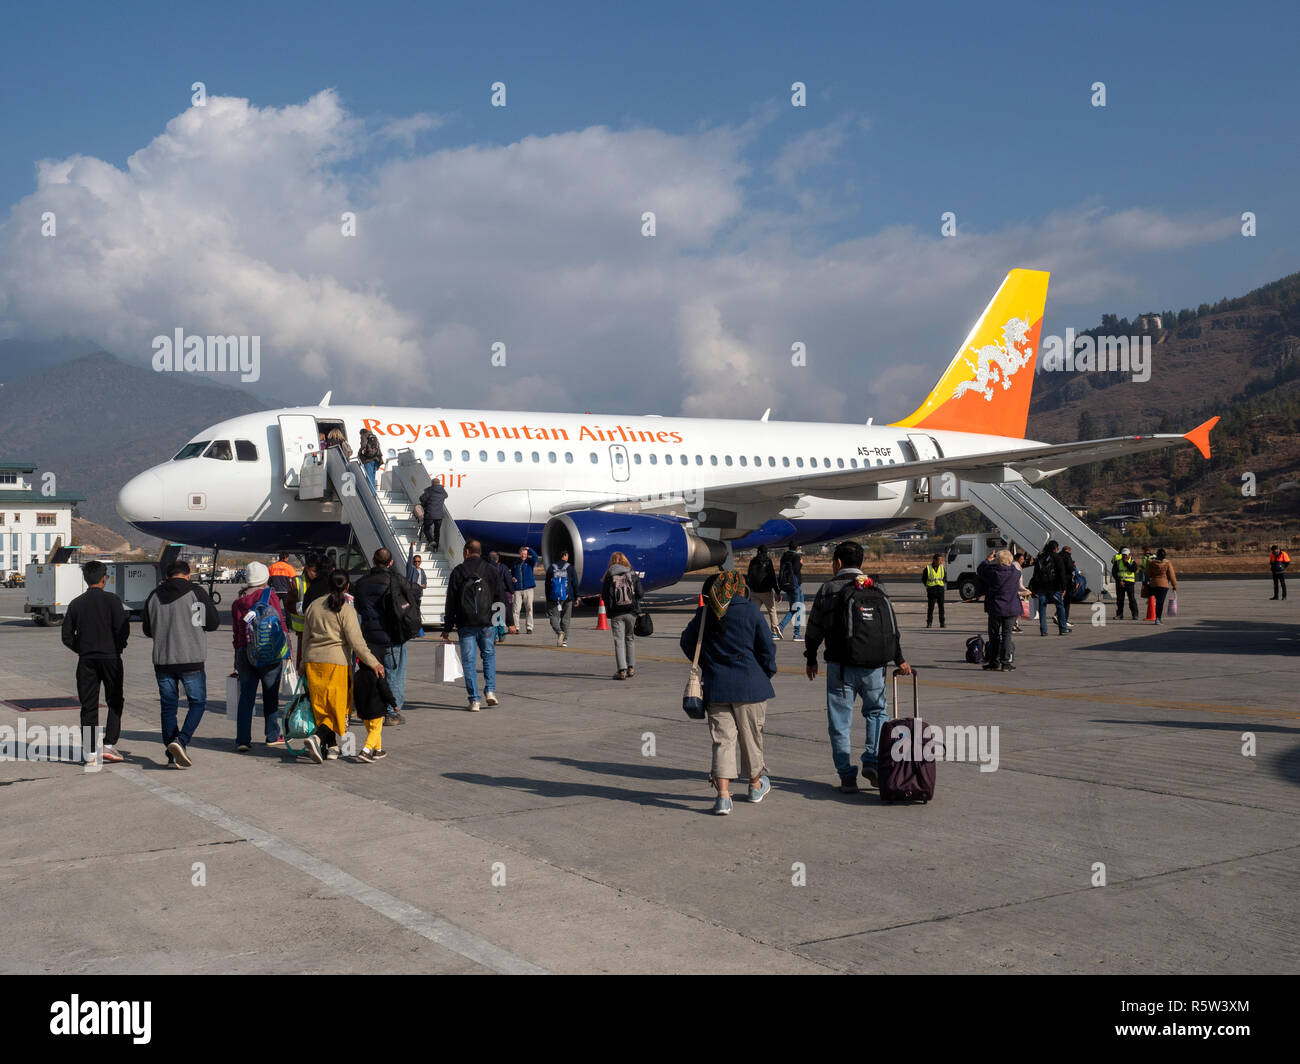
<box><xmin>360</xmin><ymin>419</ymin><xmax>685</xmax><ymax>446</ymax></box>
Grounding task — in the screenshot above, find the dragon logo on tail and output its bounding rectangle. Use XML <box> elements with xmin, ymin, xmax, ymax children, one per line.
<box><xmin>952</xmin><ymin>317</ymin><xmax>1034</xmax><ymax>402</ymax></box>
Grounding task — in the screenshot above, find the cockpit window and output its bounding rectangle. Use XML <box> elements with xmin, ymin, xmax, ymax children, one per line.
<box><xmin>235</xmin><ymin>440</ymin><xmax>258</xmax><ymax>462</ymax></box>
<box><xmin>174</xmin><ymin>441</ymin><xmax>210</xmax><ymax>460</ymax></box>
<box><xmin>203</xmin><ymin>440</ymin><xmax>233</xmax><ymax>461</ymax></box>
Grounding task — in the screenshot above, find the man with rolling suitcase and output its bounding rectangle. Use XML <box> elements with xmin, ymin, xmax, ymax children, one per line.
<box><xmin>804</xmin><ymin>541</ymin><xmax>912</xmax><ymax>793</ymax></box>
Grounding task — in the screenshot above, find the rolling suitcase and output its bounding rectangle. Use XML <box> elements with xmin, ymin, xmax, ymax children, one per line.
<box><xmin>876</xmin><ymin>669</ymin><xmax>937</xmax><ymax>803</ymax></box>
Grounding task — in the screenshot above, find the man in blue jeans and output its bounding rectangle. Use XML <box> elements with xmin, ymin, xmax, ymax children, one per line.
<box><xmin>442</xmin><ymin>540</ymin><xmax>508</xmax><ymax>712</ymax></box>
<box><xmin>1030</xmin><ymin>540</ymin><xmax>1070</xmax><ymax>636</ymax></box>
<box><xmin>803</xmin><ymin>541</ymin><xmax>911</xmax><ymax>793</ymax></box>
<box><xmin>777</xmin><ymin>544</ymin><xmax>804</xmax><ymax>640</ymax></box>
<box><xmin>143</xmin><ymin>560</ymin><xmax>221</xmax><ymax>767</ymax></box>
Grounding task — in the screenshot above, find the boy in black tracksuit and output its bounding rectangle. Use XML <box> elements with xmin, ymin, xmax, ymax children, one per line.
<box><xmin>61</xmin><ymin>560</ymin><xmax>130</xmax><ymax>763</ymax></box>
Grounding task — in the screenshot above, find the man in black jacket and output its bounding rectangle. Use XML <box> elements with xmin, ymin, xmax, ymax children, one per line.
<box><xmin>419</xmin><ymin>479</ymin><xmax>448</xmax><ymax>551</ymax></box>
<box><xmin>61</xmin><ymin>560</ymin><xmax>130</xmax><ymax>766</ymax></box>
<box><xmin>746</xmin><ymin>545</ymin><xmax>781</xmax><ymax>639</ymax></box>
<box><xmin>1030</xmin><ymin>540</ymin><xmax>1070</xmax><ymax>637</ymax></box>
<box><xmin>442</xmin><ymin>540</ymin><xmax>508</xmax><ymax>711</ymax></box>
<box><xmin>353</xmin><ymin>548</ymin><xmax>417</xmax><ymax>724</ymax></box>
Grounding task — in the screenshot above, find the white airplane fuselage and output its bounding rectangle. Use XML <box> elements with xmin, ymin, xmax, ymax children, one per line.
<box><xmin>116</xmin><ymin>404</ymin><xmax>1043</xmax><ymax>564</ymax></box>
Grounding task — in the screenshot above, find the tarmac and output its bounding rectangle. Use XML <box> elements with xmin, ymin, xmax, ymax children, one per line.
<box><xmin>0</xmin><ymin>578</ymin><xmax>1297</xmax><ymax>974</ymax></box>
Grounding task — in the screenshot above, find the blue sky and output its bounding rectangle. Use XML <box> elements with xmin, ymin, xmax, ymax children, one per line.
<box><xmin>0</xmin><ymin>0</ymin><xmax>1295</xmax><ymax>416</ymax></box>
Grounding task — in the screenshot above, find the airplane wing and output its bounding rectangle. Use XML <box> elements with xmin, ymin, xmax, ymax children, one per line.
<box><xmin>549</xmin><ymin>417</ymin><xmax>1219</xmax><ymax>514</ymax></box>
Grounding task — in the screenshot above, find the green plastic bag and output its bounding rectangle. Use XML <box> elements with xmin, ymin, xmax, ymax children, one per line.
<box><xmin>282</xmin><ymin>677</ymin><xmax>316</xmax><ymax>754</ymax></box>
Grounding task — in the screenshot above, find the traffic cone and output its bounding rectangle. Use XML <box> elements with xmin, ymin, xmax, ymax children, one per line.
<box><xmin>595</xmin><ymin>599</ymin><xmax>610</xmax><ymax>631</ymax></box>
<box><xmin>698</xmin><ymin>593</ymin><xmax>705</xmax><ymax>608</ymax></box>
<box><xmin>1145</xmin><ymin>591</ymin><xmax>1157</xmax><ymax>622</ymax></box>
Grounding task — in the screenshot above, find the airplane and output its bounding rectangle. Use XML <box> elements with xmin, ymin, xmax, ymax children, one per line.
<box><xmin>117</xmin><ymin>268</ymin><xmax>1219</xmax><ymax>595</ymax></box>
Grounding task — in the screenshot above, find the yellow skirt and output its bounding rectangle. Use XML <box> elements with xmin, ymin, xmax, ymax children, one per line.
<box><xmin>305</xmin><ymin>661</ymin><xmax>349</xmax><ymax>736</ymax></box>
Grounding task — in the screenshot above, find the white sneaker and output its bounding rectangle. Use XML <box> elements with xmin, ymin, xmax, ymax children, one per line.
<box><xmin>468</xmin><ymin>700</ymin><xmax>481</xmax><ymax>712</ymax></box>
<box><xmin>484</xmin><ymin>692</ymin><xmax>499</xmax><ymax>706</ymax></box>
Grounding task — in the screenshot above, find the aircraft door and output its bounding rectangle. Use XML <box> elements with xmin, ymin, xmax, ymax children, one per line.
<box><xmin>905</xmin><ymin>433</ymin><xmax>943</xmax><ymax>500</ymax></box>
<box><xmin>278</xmin><ymin>414</ymin><xmax>320</xmax><ymax>488</ymax></box>
<box><xmin>609</xmin><ymin>444</ymin><xmax>630</xmax><ymax>483</ymax></box>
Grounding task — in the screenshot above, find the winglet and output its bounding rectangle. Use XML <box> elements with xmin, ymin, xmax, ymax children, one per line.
<box><xmin>1184</xmin><ymin>415</ymin><xmax>1219</xmax><ymax>459</ymax></box>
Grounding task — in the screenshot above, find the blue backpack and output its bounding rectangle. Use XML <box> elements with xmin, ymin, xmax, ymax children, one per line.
<box><xmin>549</xmin><ymin>566</ymin><xmax>569</xmax><ymax>602</ymax></box>
<box><xmin>245</xmin><ymin>588</ymin><xmax>289</xmax><ymax>667</ymax></box>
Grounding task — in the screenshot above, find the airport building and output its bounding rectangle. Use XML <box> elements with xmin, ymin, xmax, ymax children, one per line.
<box><xmin>0</xmin><ymin>461</ymin><xmax>85</xmax><ymax>579</ymax></box>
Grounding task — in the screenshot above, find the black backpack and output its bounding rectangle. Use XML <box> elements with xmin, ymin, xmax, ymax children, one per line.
<box><xmin>385</xmin><ymin>573</ymin><xmax>420</xmax><ymax>644</ymax></box>
<box><xmin>779</xmin><ymin>557</ymin><xmax>797</xmax><ymax>593</ymax></box>
<box><xmin>835</xmin><ymin>579</ymin><xmax>897</xmax><ymax>668</ymax></box>
<box><xmin>457</xmin><ymin>563</ymin><xmax>494</xmax><ymax>627</ymax></box>
<box><xmin>747</xmin><ymin>557</ymin><xmax>772</xmax><ymax>592</ymax></box>
<box><xmin>965</xmin><ymin>635</ymin><xmax>985</xmax><ymax>665</ymax></box>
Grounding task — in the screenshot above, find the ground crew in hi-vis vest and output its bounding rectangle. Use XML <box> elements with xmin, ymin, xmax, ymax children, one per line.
<box><xmin>923</xmin><ymin>554</ymin><xmax>946</xmax><ymax>628</ymax></box>
<box><xmin>289</xmin><ymin>573</ymin><xmax>308</xmax><ymax>634</ymax></box>
<box><xmin>1112</xmin><ymin>547</ymin><xmax>1139</xmax><ymax>620</ymax></box>
<box><xmin>1270</xmin><ymin>545</ymin><xmax>1290</xmax><ymax>600</ymax></box>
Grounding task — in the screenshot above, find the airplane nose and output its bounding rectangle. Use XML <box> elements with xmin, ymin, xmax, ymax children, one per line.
<box><xmin>117</xmin><ymin>470</ymin><xmax>164</xmax><ymax>523</ymax></box>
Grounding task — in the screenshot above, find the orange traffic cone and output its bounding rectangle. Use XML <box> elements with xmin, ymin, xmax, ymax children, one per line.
<box><xmin>1145</xmin><ymin>591</ymin><xmax>1157</xmax><ymax>622</ymax></box>
<box><xmin>698</xmin><ymin>593</ymin><xmax>705</xmax><ymax>608</ymax></box>
<box><xmin>595</xmin><ymin>599</ymin><xmax>610</xmax><ymax>630</ymax></box>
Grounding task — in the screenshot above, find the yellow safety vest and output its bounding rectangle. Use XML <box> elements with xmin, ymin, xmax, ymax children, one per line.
<box><xmin>289</xmin><ymin>574</ymin><xmax>307</xmax><ymax>633</ymax></box>
<box><xmin>924</xmin><ymin>564</ymin><xmax>945</xmax><ymax>588</ymax></box>
<box><xmin>1113</xmin><ymin>554</ymin><xmax>1137</xmax><ymax>582</ymax></box>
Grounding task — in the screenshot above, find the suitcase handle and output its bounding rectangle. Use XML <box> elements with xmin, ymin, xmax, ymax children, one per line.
<box><xmin>890</xmin><ymin>667</ymin><xmax>919</xmax><ymax>721</ymax></box>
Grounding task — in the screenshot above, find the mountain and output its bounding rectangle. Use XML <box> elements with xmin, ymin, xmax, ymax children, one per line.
<box><xmin>0</xmin><ymin>338</ymin><xmax>101</xmax><ymax>383</ymax></box>
<box><xmin>0</xmin><ymin>350</ymin><xmax>283</xmax><ymax>544</ymax></box>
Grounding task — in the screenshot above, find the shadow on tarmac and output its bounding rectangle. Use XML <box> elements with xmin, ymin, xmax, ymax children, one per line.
<box><xmin>1088</xmin><ymin>617</ymin><xmax>1300</xmax><ymax>654</ymax></box>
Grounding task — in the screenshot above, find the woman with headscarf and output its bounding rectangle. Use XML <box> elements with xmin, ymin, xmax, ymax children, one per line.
<box><xmin>300</xmin><ymin>570</ymin><xmax>385</xmax><ymax>763</ymax></box>
<box><xmin>680</xmin><ymin>570</ymin><xmax>778</xmax><ymax>815</ymax></box>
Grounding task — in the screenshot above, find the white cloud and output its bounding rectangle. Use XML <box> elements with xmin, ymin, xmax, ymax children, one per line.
<box><xmin>0</xmin><ymin>90</ymin><xmax>1237</xmax><ymax>426</ymax></box>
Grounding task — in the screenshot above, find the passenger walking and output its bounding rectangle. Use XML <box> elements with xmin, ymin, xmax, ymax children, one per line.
<box><xmin>545</xmin><ymin>549</ymin><xmax>577</xmax><ymax>647</ymax></box>
<box><xmin>143</xmin><ymin>560</ymin><xmax>221</xmax><ymax>768</ymax></box>
<box><xmin>746</xmin><ymin>545</ymin><xmax>781</xmax><ymax>638</ymax></box>
<box><xmin>511</xmin><ymin>546</ymin><xmax>537</xmax><ymax>634</ymax></box>
<box><xmin>1060</xmin><ymin>546</ymin><xmax>1078</xmax><ymax>627</ymax></box>
<box><xmin>922</xmin><ymin>552</ymin><xmax>947</xmax><ymax>628</ymax></box>
<box><xmin>601</xmin><ymin>551</ymin><xmax>644</xmax><ymax>680</ymax></box>
<box><xmin>1269</xmin><ymin>545</ymin><xmax>1290</xmax><ymax>600</ymax></box>
<box><xmin>776</xmin><ymin>544</ymin><xmax>805</xmax><ymax>640</ymax></box>
<box><xmin>1112</xmin><ymin>547</ymin><xmax>1140</xmax><ymax>619</ymax></box>
<box><xmin>285</xmin><ymin>553</ymin><xmax>319</xmax><ymax>641</ymax></box>
<box><xmin>1029</xmin><ymin>540</ymin><xmax>1070</xmax><ymax>636</ymax></box>
<box><xmin>325</xmin><ymin>427</ymin><xmax>353</xmax><ymax>459</ymax></box>
<box><xmin>300</xmin><ymin>571</ymin><xmax>385</xmax><ymax>763</ymax></box>
<box><xmin>1011</xmin><ymin>551</ymin><xmax>1030</xmax><ymax>631</ymax></box>
<box><xmin>406</xmin><ymin>553</ymin><xmax>427</xmax><ymax>636</ymax></box>
<box><xmin>976</xmin><ymin>550</ymin><xmax>1024</xmax><ymax>671</ymax></box>
<box><xmin>419</xmin><ymin>478</ymin><xmax>448</xmax><ymax>551</ymax></box>
<box><xmin>353</xmin><ymin>549</ymin><xmax>418</xmax><ymax>725</ymax></box>
<box><xmin>357</xmin><ymin>428</ymin><xmax>384</xmax><ymax>491</ymax></box>
<box><xmin>61</xmin><ymin>560</ymin><xmax>129</xmax><ymax>766</ymax></box>
<box><xmin>231</xmin><ymin>561</ymin><xmax>288</xmax><ymax>752</ymax></box>
<box><xmin>443</xmin><ymin>540</ymin><xmax>509</xmax><ymax>711</ymax></box>
<box><xmin>680</xmin><ymin>571</ymin><xmax>776</xmax><ymax>815</ymax></box>
<box><xmin>488</xmin><ymin>551</ymin><xmax>516</xmax><ymax>642</ymax></box>
<box><xmin>352</xmin><ymin>661</ymin><xmax>397</xmax><ymax>763</ymax></box>
<box><xmin>804</xmin><ymin>541</ymin><xmax>912</xmax><ymax>793</ymax></box>
<box><xmin>1144</xmin><ymin>549</ymin><xmax>1178</xmax><ymax>624</ymax></box>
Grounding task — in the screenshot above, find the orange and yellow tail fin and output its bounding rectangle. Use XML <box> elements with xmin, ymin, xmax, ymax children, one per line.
<box><xmin>893</xmin><ymin>268</ymin><xmax>1050</xmax><ymax>439</ymax></box>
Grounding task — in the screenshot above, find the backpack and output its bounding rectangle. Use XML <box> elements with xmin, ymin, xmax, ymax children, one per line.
<box><xmin>458</xmin><ymin>564</ymin><xmax>494</xmax><ymax>627</ymax></box>
<box><xmin>779</xmin><ymin>557</ymin><xmax>797</xmax><ymax>593</ymax></box>
<box><xmin>610</xmin><ymin>570</ymin><xmax>636</xmax><ymax>607</ymax></box>
<box><xmin>747</xmin><ymin>556</ymin><xmax>772</xmax><ymax>592</ymax></box>
<box><xmin>835</xmin><ymin>578</ymin><xmax>897</xmax><ymax>668</ymax></box>
<box><xmin>1068</xmin><ymin>571</ymin><xmax>1088</xmax><ymax>604</ymax></box>
<box><xmin>965</xmin><ymin>634</ymin><xmax>985</xmax><ymax>665</ymax></box>
<box><xmin>385</xmin><ymin>573</ymin><xmax>420</xmax><ymax>644</ymax></box>
<box><xmin>549</xmin><ymin>565</ymin><xmax>569</xmax><ymax>602</ymax></box>
<box><xmin>245</xmin><ymin>588</ymin><xmax>288</xmax><ymax>667</ymax></box>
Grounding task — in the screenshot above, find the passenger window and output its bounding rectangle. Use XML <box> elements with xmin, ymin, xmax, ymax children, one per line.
<box><xmin>824</xmin><ymin>458</ymin><xmax>831</xmax><ymax>468</ymax></box>
<box><xmin>680</xmin><ymin>454</ymin><xmax>688</xmax><ymax>465</ymax></box>
<box><xmin>548</xmin><ymin>452</ymin><xmax>557</xmax><ymax>463</ymax></box>
<box><xmin>767</xmin><ymin>457</ymin><xmax>775</xmax><ymax>467</ymax></box>
<box><xmin>633</xmin><ymin>453</ymin><xmax>642</xmax><ymax>465</ymax></box>
<box><xmin>649</xmin><ymin>454</ymin><xmax>657</xmax><ymax>465</ymax></box>
<box><xmin>724</xmin><ymin>456</ymin><xmax>732</xmax><ymax>466</ymax></box>
<box><xmin>796</xmin><ymin>457</ymin><xmax>804</xmax><ymax>468</ymax></box>
<box><xmin>531</xmin><ymin>452</ymin><xmax>540</xmax><ymax>463</ymax></box>
<box><xmin>461</xmin><ymin>450</ymin><xmax>470</xmax><ymax>462</ymax></box>
<box><xmin>203</xmin><ymin>440</ymin><xmax>233</xmax><ymax>461</ymax></box>
<box><xmin>837</xmin><ymin>458</ymin><xmax>844</xmax><ymax>468</ymax></box>
<box><xmin>695</xmin><ymin>455</ymin><xmax>703</xmax><ymax>465</ymax></box>
<box><xmin>497</xmin><ymin>451</ymin><xmax>505</xmax><ymax>462</ymax></box>
<box><xmin>782</xmin><ymin>457</ymin><xmax>790</xmax><ymax>468</ymax></box>
<box><xmin>424</xmin><ymin>450</ymin><xmax>433</xmax><ymax>461</ymax></box>
<box><xmin>235</xmin><ymin>440</ymin><xmax>258</xmax><ymax>461</ymax></box>
<box><xmin>514</xmin><ymin>451</ymin><xmax>523</xmax><ymax>462</ymax></box>
<box><xmin>850</xmin><ymin>458</ymin><xmax>858</xmax><ymax>468</ymax></box>
<box><xmin>590</xmin><ymin>452</ymin><xmax>599</xmax><ymax>464</ymax></box>
<box><xmin>564</xmin><ymin>452</ymin><xmax>573</xmax><ymax>463</ymax></box>
<box><xmin>665</xmin><ymin>455</ymin><xmax>673</xmax><ymax>465</ymax></box>
<box><xmin>444</xmin><ymin>450</ymin><xmax>452</xmax><ymax>461</ymax></box>
<box><xmin>479</xmin><ymin>450</ymin><xmax>488</xmax><ymax>462</ymax></box>
<box><xmin>739</xmin><ymin>456</ymin><xmax>747</xmax><ymax>467</ymax></box>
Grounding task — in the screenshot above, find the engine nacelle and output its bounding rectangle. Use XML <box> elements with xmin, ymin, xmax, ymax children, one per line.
<box><xmin>541</xmin><ymin>511</ymin><xmax>726</xmax><ymax>595</ymax></box>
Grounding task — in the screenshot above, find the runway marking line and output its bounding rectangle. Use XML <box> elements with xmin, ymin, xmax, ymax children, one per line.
<box><xmin>112</xmin><ymin>765</ymin><xmax>548</xmax><ymax>975</ymax></box>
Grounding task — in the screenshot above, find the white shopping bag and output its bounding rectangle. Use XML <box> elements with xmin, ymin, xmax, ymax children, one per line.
<box><xmin>281</xmin><ymin>656</ymin><xmax>299</xmax><ymax>693</ymax></box>
<box><xmin>435</xmin><ymin>641</ymin><xmax>464</xmax><ymax>683</ymax></box>
<box><xmin>225</xmin><ymin>673</ymin><xmax>240</xmax><ymax>718</ymax></box>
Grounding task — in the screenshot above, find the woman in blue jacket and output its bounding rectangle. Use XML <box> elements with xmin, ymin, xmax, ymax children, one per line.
<box><xmin>976</xmin><ymin>549</ymin><xmax>1026</xmax><ymax>671</ymax></box>
<box><xmin>680</xmin><ymin>570</ymin><xmax>778</xmax><ymax>815</ymax></box>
